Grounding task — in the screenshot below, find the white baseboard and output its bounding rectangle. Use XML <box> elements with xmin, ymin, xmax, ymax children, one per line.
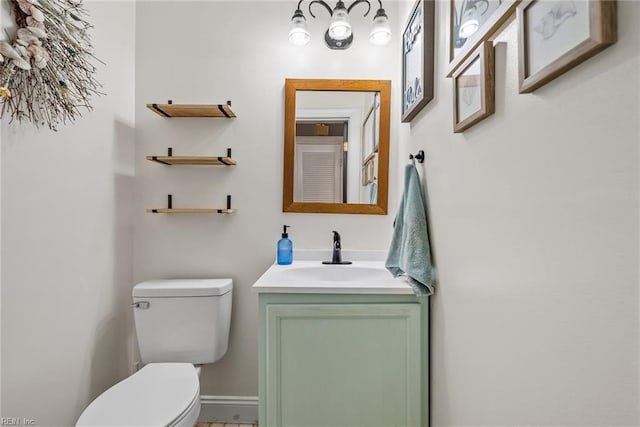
<box><xmin>198</xmin><ymin>395</ymin><xmax>259</xmax><ymax>424</ymax></box>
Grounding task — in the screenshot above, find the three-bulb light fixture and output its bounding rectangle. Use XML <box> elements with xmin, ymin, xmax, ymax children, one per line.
<box><xmin>288</xmin><ymin>0</ymin><xmax>391</xmax><ymax>50</ymax></box>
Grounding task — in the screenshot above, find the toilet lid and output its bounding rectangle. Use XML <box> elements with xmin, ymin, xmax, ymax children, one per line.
<box><xmin>76</xmin><ymin>363</ymin><xmax>199</xmax><ymax>426</ymax></box>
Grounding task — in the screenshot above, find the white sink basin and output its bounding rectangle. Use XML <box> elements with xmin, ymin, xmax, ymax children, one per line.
<box><xmin>276</xmin><ymin>265</ymin><xmax>389</xmax><ymax>282</ymax></box>
<box><xmin>252</xmin><ymin>257</ymin><xmax>412</xmax><ymax>294</ymax></box>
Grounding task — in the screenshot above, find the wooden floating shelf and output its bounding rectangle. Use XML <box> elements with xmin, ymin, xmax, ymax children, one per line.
<box><xmin>147</xmin><ymin>195</ymin><xmax>234</xmax><ymax>215</ymax></box>
<box><xmin>147</xmin><ymin>102</ymin><xmax>236</xmax><ymax>118</ymax></box>
<box><xmin>147</xmin><ymin>148</ymin><xmax>236</xmax><ymax>166</ymax></box>
<box><xmin>147</xmin><ymin>156</ymin><xmax>237</xmax><ymax>166</ymax></box>
<box><xmin>146</xmin><ymin>208</ymin><xmax>235</xmax><ymax>214</ymax></box>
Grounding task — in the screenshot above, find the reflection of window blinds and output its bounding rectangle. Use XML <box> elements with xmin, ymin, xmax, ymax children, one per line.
<box><xmin>301</xmin><ymin>151</ymin><xmax>339</xmax><ymax>202</ymax></box>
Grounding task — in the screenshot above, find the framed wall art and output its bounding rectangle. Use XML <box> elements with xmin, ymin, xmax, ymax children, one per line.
<box><xmin>448</xmin><ymin>0</ymin><xmax>520</xmax><ymax>77</ymax></box>
<box><xmin>401</xmin><ymin>0</ymin><xmax>435</xmax><ymax>123</ymax></box>
<box><xmin>368</xmin><ymin>155</ymin><xmax>377</xmax><ymax>185</ymax></box>
<box><xmin>373</xmin><ymin>92</ymin><xmax>380</xmax><ymax>152</ymax></box>
<box><xmin>362</xmin><ymin>105</ymin><xmax>375</xmax><ymax>163</ymax></box>
<box><xmin>452</xmin><ymin>41</ymin><xmax>495</xmax><ymax>133</ymax></box>
<box><xmin>517</xmin><ymin>0</ymin><xmax>617</xmax><ymax>93</ymax></box>
<box><xmin>362</xmin><ymin>154</ymin><xmax>377</xmax><ymax>186</ymax></box>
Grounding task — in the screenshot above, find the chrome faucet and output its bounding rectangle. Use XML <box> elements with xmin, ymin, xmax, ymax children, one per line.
<box><xmin>322</xmin><ymin>231</ymin><xmax>352</xmax><ymax>265</ymax></box>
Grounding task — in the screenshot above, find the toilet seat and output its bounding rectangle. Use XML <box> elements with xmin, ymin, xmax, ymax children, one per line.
<box><xmin>76</xmin><ymin>363</ymin><xmax>200</xmax><ymax>427</ymax></box>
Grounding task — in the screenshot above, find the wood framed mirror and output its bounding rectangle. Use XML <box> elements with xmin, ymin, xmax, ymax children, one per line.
<box><xmin>283</xmin><ymin>79</ymin><xmax>391</xmax><ymax>214</ymax></box>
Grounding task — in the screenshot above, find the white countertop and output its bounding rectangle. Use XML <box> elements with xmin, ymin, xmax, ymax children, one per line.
<box><xmin>252</xmin><ymin>251</ymin><xmax>414</xmax><ymax>295</ymax></box>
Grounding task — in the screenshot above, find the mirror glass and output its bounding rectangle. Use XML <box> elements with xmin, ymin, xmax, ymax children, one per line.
<box><xmin>283</xmin><ymin>79</ymin><xmax>391</xmax><ymax>215</ymax></box>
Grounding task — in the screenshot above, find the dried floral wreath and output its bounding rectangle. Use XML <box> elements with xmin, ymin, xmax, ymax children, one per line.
<box><xmin>0</xmin><ymin>0</ymin><xmax>103</xmax><ymax>130</ymax></box>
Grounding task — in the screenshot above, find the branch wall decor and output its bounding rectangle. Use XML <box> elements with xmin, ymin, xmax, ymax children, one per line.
<box><xmin>0</xmin><ymin>0</ymin><xmax>103</xmax><ymax>130</ymax></box>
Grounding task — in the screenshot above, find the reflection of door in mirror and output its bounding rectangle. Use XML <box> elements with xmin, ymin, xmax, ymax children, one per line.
<box><xmin>295</xmin><ymin>135</ymin><xmax>344</xmax><ymax>203</ymax></box>
<box><xmin>295</xmin><ymin>120</ymin><xmax>348</xmax><ymax>203</ymax></box>
<box><xmin>283</xmin><ymin>79</ymin><xmax>391</xmax><ymax>215</ymax></box>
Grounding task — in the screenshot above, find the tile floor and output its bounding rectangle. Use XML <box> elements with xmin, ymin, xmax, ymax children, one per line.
<box><xmin>196</xmin><ymin>423</ymin><xmax>257</xmax><ymax>427</ymax></box>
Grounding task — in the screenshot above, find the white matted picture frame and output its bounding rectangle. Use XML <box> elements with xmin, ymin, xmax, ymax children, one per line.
<box><xmin>401</xmin><ymin>0</ymin><xmax>435</xmax><ymax>123</ymax></box>
<box><xmin>517</xmin><ymin>0</ymin><xmax>617</xmax><ymax>93</ymax></box>
<box><xmin>452</xmin><ymin>41</ymin><xmax>495</xmax><ymax>133</ymax></box>
<box><xmin>448</xmin><ymin>0</ymin><xmax>521</xmax><ymax>77</ymax></box>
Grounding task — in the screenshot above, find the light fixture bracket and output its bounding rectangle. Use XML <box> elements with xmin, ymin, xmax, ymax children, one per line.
<box><xmin>324</xmin><ymin>30</ymin><xmax>354</xmax><ymax>49</ymax></box>
<box><xmin>373</xmin><ymin>5</ymin><xmax>387</xmax><ymax>19</ymax></box>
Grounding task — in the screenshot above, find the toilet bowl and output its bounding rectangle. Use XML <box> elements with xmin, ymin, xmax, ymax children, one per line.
<box><xmin>76</xmin><ymin>279</ymin><xmax>233</xmax><ymax>426</ymax></box>
<box><xmin>76</xmin><ymin>363</ymin><xmax>200</xmax><ymax>427</ymax></box>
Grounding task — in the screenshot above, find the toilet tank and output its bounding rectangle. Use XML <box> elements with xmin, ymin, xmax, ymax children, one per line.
<box><xmin>133</xmin><ymin>279</ymin><xmax>232</xmax><ymax>365</ymax></box>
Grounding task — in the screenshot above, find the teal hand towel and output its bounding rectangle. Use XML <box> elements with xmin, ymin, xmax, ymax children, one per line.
<box><xmin>385</xmin><ymin>161</ymin><xmax>433</xmax><ymax>295</ymax></box>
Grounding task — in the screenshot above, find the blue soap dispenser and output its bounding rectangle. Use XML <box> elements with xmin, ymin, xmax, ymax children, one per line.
<box><xmin>277</xmin><ymin>225</ymin><xmax>293</xmax><ymax>265</ymax></box>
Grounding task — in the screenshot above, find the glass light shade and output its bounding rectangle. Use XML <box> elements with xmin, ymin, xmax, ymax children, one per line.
<box><xmin>369</xmin><ymin>14</ymin><xmax>391</xmax><ymax>45</ymax></box>
<box><xmin>458</xmin><ymin>6</ymin><xmax>479</xmax><ymax>38</ymax></box>
<box><xmin>328</xmin><ymin>7</ymin><xmax>352</xmax><ymax>41</ymax></box>
<box><xmin>289</xmin><ymin>16</ymin><xmax>310</xmax><ymax>46</ymax></box>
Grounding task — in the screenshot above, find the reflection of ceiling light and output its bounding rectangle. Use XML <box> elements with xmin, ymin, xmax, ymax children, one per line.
<box><xmin>288</xmin><ymin>0</ymin><xmax>391</xmax><ymax>50</ymax></box>
<box><xmin>459</xmin><ymin>4</ymin><xmax>480</xmax><ymax>38</ymax></box>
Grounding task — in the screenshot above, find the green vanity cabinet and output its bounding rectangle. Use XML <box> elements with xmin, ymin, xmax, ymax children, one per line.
<box><xmin>258</xmin><ymin>293</ymin><xmax>430</xmax><ymax>427</ymax></box>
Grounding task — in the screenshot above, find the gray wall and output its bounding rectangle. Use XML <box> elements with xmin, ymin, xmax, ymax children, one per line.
<box><xmin>134</xmin><ymin>0</ymin><xmax>401</xmax><ymax>396</ymax></box>
<box><xmin>397</xmin><ymin>0</ymin><xmax>639</xmax><ymax>424</ymax></box>
<box><xmin>1</xmin><ymin>2</ymin><xmax>136</xmax><ymax>425</ymax></box>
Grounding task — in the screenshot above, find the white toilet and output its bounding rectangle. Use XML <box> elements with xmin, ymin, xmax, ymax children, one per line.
<box><xmin>76</xmin><ymin>279</ymin><xmax>233</xmax><ymax>427</ymax></box>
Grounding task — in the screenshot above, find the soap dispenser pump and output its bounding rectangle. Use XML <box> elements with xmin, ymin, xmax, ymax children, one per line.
<box><xmin>277</xmin><ymin>225</ymin><xmax>293</xmax><ymax>265</ymax></box>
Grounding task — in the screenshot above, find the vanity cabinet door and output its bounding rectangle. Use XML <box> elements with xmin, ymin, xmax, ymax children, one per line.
<box><xmin>263</xmin><ymin>303</ymin><xmax>422</xmax><ymax>427</ymax></box>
